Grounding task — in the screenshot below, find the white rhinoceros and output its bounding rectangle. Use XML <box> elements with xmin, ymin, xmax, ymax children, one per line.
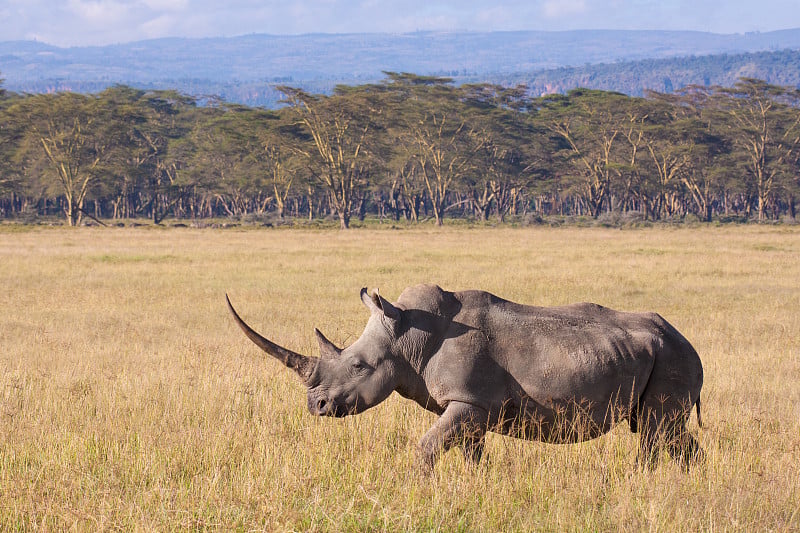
<box><xmin>227</xmin><ymin>284</ymin><xmax>703</xmax><ymax>470</ymax></box>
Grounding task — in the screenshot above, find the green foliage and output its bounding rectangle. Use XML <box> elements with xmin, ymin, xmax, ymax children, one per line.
<box><xmin>1</xmin><ymin>76</ymin><xmax>800</xmax><ymax>225</ymax></box>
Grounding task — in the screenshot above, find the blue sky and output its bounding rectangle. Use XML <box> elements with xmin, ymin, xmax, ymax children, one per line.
<box><xmin>2</xmin><ymin>0</ymin><xmax>800</xmax><ymax>47</ymax></box>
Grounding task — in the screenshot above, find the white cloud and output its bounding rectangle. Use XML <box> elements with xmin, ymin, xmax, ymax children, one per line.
<box><xmin>2</xmin><ymin>0</ymin><xmax>800</xmax><ymax>47</ymax></box>
<box><xmin>67</xmin><ymin>0</ymin><xmax>131</xmax><ymax>23</ymax></box>
<box><xmin>542</xmin><ymin>0</ymin><xmax>587</xmax><ymax>19</ymax></box>
<box><xmin>141</xmin><ymin>0</ymin><xmax>188</xmax><ymax>10</ymax></box>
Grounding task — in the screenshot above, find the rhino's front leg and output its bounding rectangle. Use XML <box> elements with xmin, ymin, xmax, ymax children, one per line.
<box><xmin>417</xmin><ymin>401</ymin><xmax>488</xmax><ymax>471</ymax></box>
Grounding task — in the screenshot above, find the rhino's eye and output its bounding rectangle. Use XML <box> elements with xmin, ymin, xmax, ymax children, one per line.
<box><xmin>351</xmin><ymin>359</ymin><xmax>367</xmax><ymax>371</ymax></box>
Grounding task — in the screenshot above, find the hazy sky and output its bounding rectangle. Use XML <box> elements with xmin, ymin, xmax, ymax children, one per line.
<box><xmin>2</xmin><ymin>0</ymin><xmax>800</xmax><ymax>47</ymax></box>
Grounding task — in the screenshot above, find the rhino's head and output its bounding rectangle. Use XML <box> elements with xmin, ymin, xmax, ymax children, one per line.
<box><xmin>226</xmin><ymin>288</ymin><xmax>402</xmax><ymax>418</ymax></box>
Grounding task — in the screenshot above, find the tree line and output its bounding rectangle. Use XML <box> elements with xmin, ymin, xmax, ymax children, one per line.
<box><xmin>1</xmin><ymin>73</ymin><xmax>799</xmax><ymax>228</ymax></box>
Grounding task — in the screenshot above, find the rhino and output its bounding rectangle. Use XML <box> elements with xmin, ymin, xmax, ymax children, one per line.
<box><xmin>226</xmin><ymin>284</ymin><xmax>703</xmax><ymax>470</ymax></box>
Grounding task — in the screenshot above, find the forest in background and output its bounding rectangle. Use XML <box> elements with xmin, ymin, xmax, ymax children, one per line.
<box><xmin>513</xmin><ymin>49</ymin><xmax>800</xmax><ymax>98</ymax></box>
<box><xmin>1</xmin><ymin>73</ymin><xmax>799</xmax><ymax>228</ymax></box>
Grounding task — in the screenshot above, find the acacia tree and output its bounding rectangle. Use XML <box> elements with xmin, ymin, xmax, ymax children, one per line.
<box><xmin>413</xmin><ymin>112</ymin><xmax>473</xmax><ymax>225</ymax></box>
<box><xmin>611</xmin><ymin>99</ymin><xmax>653</xmax><ymax>215</ymax></box>
<box><xmin>129</xmin><ymin>90</ymin><xmax>196</xmax><ymax>222</ymax></box>
<box><xmin>712</xmin><ymin>79</ymin><xmax>800</xmax><ymax>221</ymax></box>
<box><xmin>0</xmin><ymin>79</ymin><xmax>24</xmax><ymax>212</ymax></box>
<box><xmin>649</xmin><ymin>88</ymin><xmax>731</xmax><ymax>222</ymax></box>
<box><xmin>622</xmin><ymin>96</ymin><xmax>691</xmax><ymax>220</ymax></box>
<box><xmin>375</xmin><ymin>74</ymin><xmax>440</xmax><ymax>222</ymax></box>
<box><xmin>538</xmin><ymin>89</ymin><xmax>635</xmax><ymax>218</ymax></box>
<box><xmin>787</xmin><ymin>125</ymin><xmax>800</xmax><ymax>219</ymax></box>
<box><xmin>279</xmin><ymin>86</ymin><xmax>381</xmax><ymax>229</ymax></box>
<box><xmin>11</xmin><ymin>93</ymin><xmax>111</xmax><ymax>225</ymax></box>
<box><xmin>462</xmin><ymin>83</ymin><xmax>539</xmax><ymax>221</ymax></box>
<box><xmin>263</xmin><ymin>141</ymin><xmax>297</xmax><ymax>220</ymax></box>
<box><xmin>184</xmin><ymin>105</ymin><xmax>277</xmax><ymax>217</ymax></box>
<box><xmin>90</xmin><ymin>87</ymin><xmax>197</xmax><ymax>221</ymax></box>
<box><xmin>386</xmin><ymin>76</ymin><xmax>486</xmax><ymax>226</ymax></box>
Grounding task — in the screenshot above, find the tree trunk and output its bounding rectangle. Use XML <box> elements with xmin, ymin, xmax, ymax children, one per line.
<box><xmin>432</xmin><ymin>197</ymin><xmax>444</xmax><ymax>226</ymax></box>
<box><xmin>64</xmin><ymin>196</ymin><xmax>83</xmax><ymax>227</ymax></box>
<box><xmin>338</xmin><ymin>211</ymin><xmax>350</xmax><ymax>229</ymax></box>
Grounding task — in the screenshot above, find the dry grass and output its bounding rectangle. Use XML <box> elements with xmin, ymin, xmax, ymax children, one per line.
<box><xmin>1</xmin><ymin>224</ymin><xmax>798</xmax><ymax>531</ymax></box>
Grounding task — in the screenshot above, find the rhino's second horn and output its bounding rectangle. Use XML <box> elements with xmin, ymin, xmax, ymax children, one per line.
<box><xmin>226</xmin><ymin>294</ymin><xmax>318</xmax><ymax>383</ymax></box>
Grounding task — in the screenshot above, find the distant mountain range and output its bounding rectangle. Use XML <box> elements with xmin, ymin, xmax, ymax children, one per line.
<box><xmin>2</xmin><ymin>29</ymin><xmax>800</xmax><ymax>107</ymax></box>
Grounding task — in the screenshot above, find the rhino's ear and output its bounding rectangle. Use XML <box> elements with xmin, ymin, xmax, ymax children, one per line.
<box><xmin>315</xmin><ymin>328</ymin><xmax>342</xmax><ymax>359</ymax></box>
<box><xmin>360</xmin><ymin>287</ymin><xmax>402</xmax><ymax>322</ymax></box>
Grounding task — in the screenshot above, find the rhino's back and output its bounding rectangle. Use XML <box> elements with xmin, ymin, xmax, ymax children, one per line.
<box><xmin>438</xmin><ymin>290</ymin><xmax>668</xmax><ymax>412</ymax></box>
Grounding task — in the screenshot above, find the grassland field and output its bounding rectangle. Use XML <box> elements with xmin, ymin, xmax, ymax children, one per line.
<box><xmin>0</xmin><ymin>224</ymin><xmax>798</xmax><ymax>531</ymax></box>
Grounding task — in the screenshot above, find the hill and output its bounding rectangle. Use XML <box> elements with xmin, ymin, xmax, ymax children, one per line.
<box><xmin>511</xmin><ymin>49</ymin><xmax>800</xmax><ymax>97</ymax></box>
<box><xmin>2</xmin><ymin>29</ymin><xmax>800</xmax><ymax>106</ymax></box>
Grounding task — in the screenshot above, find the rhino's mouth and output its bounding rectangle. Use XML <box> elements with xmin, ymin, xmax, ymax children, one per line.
<box><xmin>331</xmin><ymin>405</ymin><xmax>350</xmax><ymax>417</ymax></box>
<box><xmin>309</xmin><ymin>396</ymin><xmax>351</xmax><ymax>417</ymax></box>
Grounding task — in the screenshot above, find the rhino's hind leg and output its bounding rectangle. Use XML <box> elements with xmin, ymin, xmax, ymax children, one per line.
<box><xmin>417</xmin><ymin>401</ymin><xmax>488</xmax><ymax>471</ymax></box>
<box><xmin>637</xmin><ymin>404</ymin><xmax>703</xmax><ymax>470</ymax></box>
<box><xmin>637</xmin><ymin>423</ymin><xmax>659</xmax><ymax>469</ymax></box>
<box><xmin>666</xmin><ymin>427</ymin><xmax>704</xmax><ymax>469</ymax></box>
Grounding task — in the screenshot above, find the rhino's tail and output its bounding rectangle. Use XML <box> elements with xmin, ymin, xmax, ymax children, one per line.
<box><xmin>629</xmin><ymin>402</ymin><xmax>639</xmax><ymax>433</ymax></box>
<box><xmin>695</xmin><ymin>396</ymin><xmax>703</xmax><ymax>428</ymax></box>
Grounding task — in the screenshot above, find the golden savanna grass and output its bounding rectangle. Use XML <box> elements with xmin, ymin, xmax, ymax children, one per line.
<box><xmin>1</xmin><ymin>224</ymin><xmax>799</xmax><ymax>531</ymax></box>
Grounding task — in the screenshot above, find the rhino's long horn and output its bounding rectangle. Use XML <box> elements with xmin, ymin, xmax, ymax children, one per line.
<box><xmin>226</xmin><ymin>294</ymin><xmax>318</xmax><ymax>383</ymax></box>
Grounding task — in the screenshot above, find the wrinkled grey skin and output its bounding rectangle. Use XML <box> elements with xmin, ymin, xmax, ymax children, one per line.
<box><xmin>227</xmin><ymin>284</ymin><xmax>703</xmax><ymax>470</ymax></box>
